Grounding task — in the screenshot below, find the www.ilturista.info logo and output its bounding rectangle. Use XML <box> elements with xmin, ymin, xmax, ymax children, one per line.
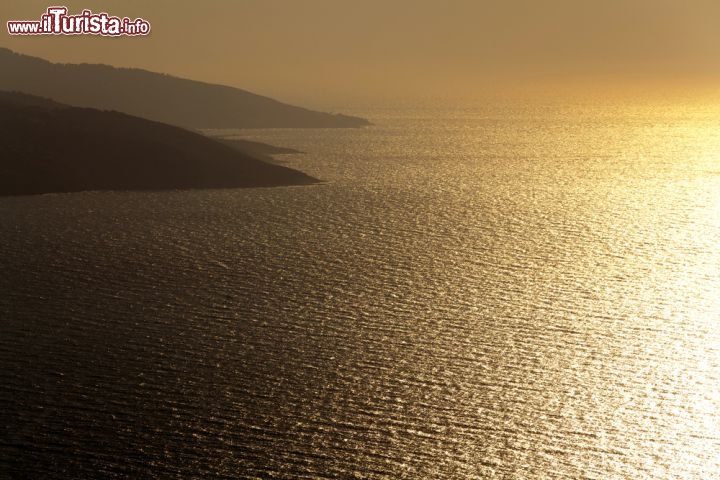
<box><xmin>7</xmin><ymin>6</ymin><xmax>151</xmax><ymax>36</ymax></box>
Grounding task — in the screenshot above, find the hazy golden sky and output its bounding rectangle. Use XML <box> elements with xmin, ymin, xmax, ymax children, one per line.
<box><xmin>3</xmin><ymin>0</ymin><xmax>720</xmax><ymax>105</ymax></box>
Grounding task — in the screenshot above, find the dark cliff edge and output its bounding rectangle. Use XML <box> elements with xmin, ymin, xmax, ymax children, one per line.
<box><xmin>0</xmin><ymin>91</ymin><xmax>319</xmax><ymax>197</ymax></box>
<box><xmin>0</xmin><ymin>48</ymin><xmax>370</xmax><ymax>129</ymax></box>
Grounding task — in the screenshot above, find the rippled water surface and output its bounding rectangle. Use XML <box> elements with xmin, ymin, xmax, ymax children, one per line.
<box><xmin>2</xmin><ymin>102</ymin><xmax>720</xmax><ymax>478</ymax></box>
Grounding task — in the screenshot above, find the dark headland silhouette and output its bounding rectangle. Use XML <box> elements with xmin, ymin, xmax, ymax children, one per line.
<box><xmin>0</xmin><ymin>48</ymin><xmax>370</xmax><ymax>129</ymax></box>
<box><xmin>211</xmin><ymin>137</ymin><xmax>303</xmax><ymax>158</ymax></box>
<box><xmin>0</xmin><ymin>91</ymin><xmax>318</xmax><ymax>196</ymax></box>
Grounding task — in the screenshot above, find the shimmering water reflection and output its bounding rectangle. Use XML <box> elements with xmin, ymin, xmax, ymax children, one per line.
<box><xmin>1</xmin><ymin>101</ymin><xmax>719</xmax><ymax>478</ymax></box>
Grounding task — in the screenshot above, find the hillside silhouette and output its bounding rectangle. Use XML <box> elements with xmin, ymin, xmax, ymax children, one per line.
<box><xmin>0</xmin><ymin>91</ymin><xmax>318</xmax><ymax>196</ymax></box>
<box><xmin>0</xmin><ymin>48</ymin><xmax>369</xmax><ymax>129</ymax></box>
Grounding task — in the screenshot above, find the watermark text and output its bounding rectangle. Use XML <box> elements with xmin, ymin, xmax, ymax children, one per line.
<box><xmin>7</xmin><ymin>7</ymin><xmax>151</xmax><ymax>36</ymax></box>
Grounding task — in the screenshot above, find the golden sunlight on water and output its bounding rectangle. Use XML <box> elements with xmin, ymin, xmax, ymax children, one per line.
<box><xmin>2</xmin><ymin>100</ymin><xmax>720</xmax><ymax>478</ymax></box>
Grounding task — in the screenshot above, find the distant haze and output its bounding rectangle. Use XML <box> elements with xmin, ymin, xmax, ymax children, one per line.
<box><xmin>3</xmin><ymin>0</ymin><xmax>720</xmax><ymax>105</ymax></box>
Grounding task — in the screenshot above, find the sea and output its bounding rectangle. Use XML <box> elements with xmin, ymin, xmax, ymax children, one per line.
<box><xmin>1</xmin><ymin>99</ymin><xmax>719</xmax><ymax>478</ymax></box>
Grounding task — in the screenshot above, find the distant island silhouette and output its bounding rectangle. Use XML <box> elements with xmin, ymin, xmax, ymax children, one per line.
<box><xmin>0</xmin><ymin>91</ymin><xmax>319</xmax><ymax>196</ymax></box>
<box><xmin>210</xmin><ymin>137</ymin><xmax>303</xmax><ymax>160</ymax></box>
<box><xmin>0</xmin><ymin>48</ymin><xmax>370</xmax><ymax>129</ymax></box>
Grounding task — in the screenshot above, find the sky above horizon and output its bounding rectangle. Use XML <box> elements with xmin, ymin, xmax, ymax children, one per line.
<box><xmin>3</xmin><ymin>0</ymin><xmax>720</xmax><ymax>106</ymax></box>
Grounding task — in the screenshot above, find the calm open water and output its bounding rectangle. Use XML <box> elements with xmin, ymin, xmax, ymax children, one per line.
<box><xmin>1</xmin><ymin>101</ymin><xmax>719</xmax><ymax>478</ymax></box>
